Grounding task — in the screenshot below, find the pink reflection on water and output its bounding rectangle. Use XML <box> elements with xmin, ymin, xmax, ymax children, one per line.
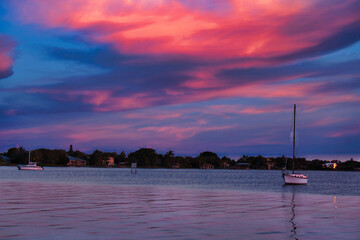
<box><xmin>0</xmin><ymin>182</ymin><xmax>359</xmax><ymax>239</ymax></box>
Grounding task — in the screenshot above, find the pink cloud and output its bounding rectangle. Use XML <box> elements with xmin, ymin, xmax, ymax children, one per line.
<box><xmin>328</xmin><ymin>124</ymin><xmax>360</xmax><ymax>138</ymax></box>
<box><xmin>29</xmin><ymin>88</ymin><xmax>161</xmax><ymax>112</ymax></box>
<box><xmin>0</xmin><ymin>113</ymin><xmax>236</xmax><ymax>152</ymax></box>
<box><xmin>305</xmin><ymin>118</ymin><xmax>348</xmax><ymax>128</ymax></box>
<box><xmin>124</xmin><ymin>112</ymin><xmax>182</xmax><ymax>120</ymax></box>
<box><xmin>299</xmin><ymin>94</ymin><xmax>360</xmax><ymax>112</ymax></box>
<box><xmin>11</xmin><ymin>0</ymin><xmax>359</xmax><ymax>59</ymax></box>
<box><xmin>5</xmin><ymin>109</ymin><xmax>17</xmax><ymax>116</ymax></box>
<box><xmin>29</xmin><ymin>79</ymin><xmax>360</xmax><ymax>114</ymax></box>
<box><xmin>169</xmin><ymin>82</ymin><xmax>321</xmax><ymax>105</ymax></box>
<box><xmin>208</xmin><ymin>104</ymin><xmax>285</xmax><ymax>115</ymax></box>
<box><xmin>138</xmin><ymin>124</ymin><xmax>234</xmax><ymax>141</ymax></box>
<box><xmin>0</xmin><ymin>52</ymin><xmax>12</xmax><ymax>71</ymax></box>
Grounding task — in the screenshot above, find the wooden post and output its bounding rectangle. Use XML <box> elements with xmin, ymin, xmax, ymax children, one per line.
<box><xmin>131</xmin><ymin>163</ymin><xmax>137</xmax><ymax>174</ymax></box>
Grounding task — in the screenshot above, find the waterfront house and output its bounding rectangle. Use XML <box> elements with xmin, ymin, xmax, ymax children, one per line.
<box><xmin>222</xmin><ymin>162</ymin><xmax>230</xmax><ymax>169</ymax></box>
<box><xmin>323</xmin><ymin>162</ymin><xmax>337</xmax><ymax>169</ymax></box>
<box><xmin>266</xmin><ymin>158</ymin><xmax>275</xmax><ymax>170</ymax></box>
<box><xmin>67</xmin><ymin>156</ymin><xmax>88</xmax><ymax>167</ymax></box>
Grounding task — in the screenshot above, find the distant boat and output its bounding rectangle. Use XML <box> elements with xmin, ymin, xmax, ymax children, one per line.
<box><xmin>282</xmin><ymin>104</ymin><xmax>308</xmax><ymax>185</ymax></box>
<box><xmin>18</xmin><ymin>150</ymin><xmax>44</xmax><ymax>171</ymax></box>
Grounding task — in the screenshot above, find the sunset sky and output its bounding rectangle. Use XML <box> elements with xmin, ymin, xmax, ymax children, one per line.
<box><xmin>1</xmin><ymin>0</ymin><xmax>359</xmax><ymax>160</ymax></box>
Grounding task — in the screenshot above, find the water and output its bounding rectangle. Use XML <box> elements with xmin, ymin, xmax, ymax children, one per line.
<box><xmin>0</xmin><ymin>167</ymin><xmax>359</xmax><ymax>239</ymax></box>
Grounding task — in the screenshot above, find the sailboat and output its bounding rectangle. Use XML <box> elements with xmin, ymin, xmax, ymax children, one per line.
<box><xmin>17</xmin><ymin>150</ymin><xmax>44</xmax><ymax>170</ymax></box>
<box><xmin>282</xmin><ymin>104</ymin><xmax>308</xmax><ymax>185</ymax></box>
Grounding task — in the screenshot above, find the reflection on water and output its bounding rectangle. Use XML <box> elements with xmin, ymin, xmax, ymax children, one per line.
<box><xmin>290</xmin><ymin>191</ymin><xmax>298</xmax><ymax>240</ymax></box>
<box><xmin>1</xmin><ymin>181</ymin><xmax>360</xmax><ymax>240</ymax></box>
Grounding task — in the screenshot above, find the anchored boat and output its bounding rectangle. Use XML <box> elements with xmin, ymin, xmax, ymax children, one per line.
<box><xmin>18</xmin><ymin>150</ymin><xmax>44</xmax><ymax>171</ymax></box>
<box><xmin>282</xmin><ymin>104</ymin><xmax>308</xmax><ymax>185</ymax></box>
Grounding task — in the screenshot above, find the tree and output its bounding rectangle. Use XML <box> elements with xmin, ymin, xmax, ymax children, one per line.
<box><xmin>339</xmin><ymin>159</ymin><xmax>360</xmax><ymax>171</ymax></box>
<box><xmin>163</xmin><ymin>150</ymin><xmax>175</xmax><ymax>168</ymax></box>
<box><xmin>115</xmin><ymin>150</ymin><xmax>127</xmax><ymax>164</ymax></box>
<box><xmin>246</xmin><ymin>155</ymin><xmax>266</xmax><ymax>169</ymax></box>
<box><xmin>49</xmin><ymin>149</ymin><xmax>68</xmax><ymax>165</ymax></box>
<box><xmin>72</xmin><ymin>150</ymin><xmax>88</xmax><ymax>160</ymax></box>
<box><xmin>6</xmin><ymin>147</ymin><xmax>27</xmax><ymax>164</ymax></box>
<box><xmin>307</xmin><ymin>159</ymin><xmax>326</xmax><ymax>170</ymax></box>
<box><xmin>31</xmin><ymin>148</ymin><xmax>68</xmax><ymax>166</ymax></box>
<box><xmin>197</xmin><ymin>151</ymin><xmax>221</xmax><ymax>168</ymax></box>
<box><xmin>69</xmin><ymin>145</ymin><xmax>73</xmax><ymax>153</ymax></box>
<box><xmin>89</xmin><ymin>150</ymin><xmax>104</xmax><ymax>166</ymax></box>
<box><xmin>128</xmin><ymin>148</ymin><xmax>159</xmax><ymax>167</ymax></box>
<box><xmin>180</xmin><ymin>156</ymin><xmax>193</xmax><ymax>168</ymax></box>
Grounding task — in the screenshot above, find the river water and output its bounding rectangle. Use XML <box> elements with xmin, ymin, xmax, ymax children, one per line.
<box><xmin>0</xmin><ymin>167</ymin><xmax>359</xmax><ymax>239</ymax></box>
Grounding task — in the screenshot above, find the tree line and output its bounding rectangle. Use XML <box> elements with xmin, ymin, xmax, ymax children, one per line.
<box><xmin>1</xmin><ymin>146</ymin><xmax>359</xmax><ymax>171</ymax></box>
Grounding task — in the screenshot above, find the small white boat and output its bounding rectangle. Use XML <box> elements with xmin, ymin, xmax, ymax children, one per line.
<box><xmin>283</xmin><ymin>172</ymin><xmax>308</xmax><ymax>185</ymax></box>
<box><xmin>282</xmin><ymin>104</ymin><xmax>308</xmax><ymax>185</ymax></box>
<box><xmin>18</xmin><ymin>151</ymin><xmax>44</xmax><ymax>171</ymax></box>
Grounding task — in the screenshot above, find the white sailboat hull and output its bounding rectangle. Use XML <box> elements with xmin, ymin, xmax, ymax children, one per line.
<box><xmin>17</xmin><ymin>165</ymin><xmax>44</xmax><ymax>170</ymax></box>
<box><xmin>283</xmin><ymin>173</ymin><xmax>308</xmax><ymax>185</ymax></box>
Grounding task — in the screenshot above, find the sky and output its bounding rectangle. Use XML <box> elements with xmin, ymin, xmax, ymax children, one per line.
<box><xmin>0</xmin><ymin>0</ymin><xmax>359</xmax><ymax>160</ymax></box>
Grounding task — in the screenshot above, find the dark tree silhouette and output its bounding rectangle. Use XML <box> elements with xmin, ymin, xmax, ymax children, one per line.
<box><xmin>128</xmin><ymin>148</ymin><xmax>159</xmax><ymax>167</ymax></box>
<box><xmin>69</xmin><ymin>145</ymin><xmax>73</xmax><ymax>153</ymax></box>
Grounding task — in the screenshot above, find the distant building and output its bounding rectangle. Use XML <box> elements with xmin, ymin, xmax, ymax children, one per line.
<box><xmin>200</xmin><ymin>163</ymin><xmax>214</xmax><ymax>169</ymax></box>
<box><xmin>266</xmin><ymin>158</ymin><xmax>275</xmax><ymax>170</ymax></box>
<box><xmin>323</xmin><ymin>163</ymin><xmax>337</xmax><ymax>169</ymax></box>
<box><xmin>222</xmin><ymin>162</ymin><xmax>230</xmax><ymax>169</ymax></box>
<box><xmin>102</xmin><ymin>157</ymin><xmax>114</xmax><ymax>167</ymax></box>
<box><xmin>172</xmin><ymin>163</ymin><xmax>180</xmax><ymax>169</ymax></box>
<box><xmin>67</xmin><ymin>156</ymin><xmax>88</xmax><ymax>167</ymax></box>
<box><xmin>118</xmin><ymin>162</ymin><xmax>128</xmax><ymax>168</ymax></box>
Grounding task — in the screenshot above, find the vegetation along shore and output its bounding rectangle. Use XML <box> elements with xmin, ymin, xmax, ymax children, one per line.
<box><xmin>1</xmin><ymin>145</ymin><xmax>359</xmax><ymax>171</ymax></box>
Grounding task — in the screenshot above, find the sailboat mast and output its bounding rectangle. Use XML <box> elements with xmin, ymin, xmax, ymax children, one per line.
<box><xmin>292</xmin><ymin>104</ymin><xmax>296</xmax><ymax>173</ymax></box>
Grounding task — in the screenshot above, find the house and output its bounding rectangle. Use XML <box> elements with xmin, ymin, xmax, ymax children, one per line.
<box><xmin>102</xmin><ymin>157</ymin><xmax>115</xmax><ymax>167</ymax></box>
<box><xmin>323</xmin><ymin>162</ymin><xmax>337</xmax><ymax>169</ymax></box>
<box><xmin>222</xmin><ymin>162</ymin><xmax>230</xmax><ymax>169</ymax></box>
<box><xmin>200</xmin><ymin>163</ymin><xmax>214</xmax><ymax>169</ymax></box>
<box><xmin>266</xmin><ymin>158</ymin><xmax>275</xmax><ymax>170</ymax></box>
<box><xmin>172</xmin><ymin>163</ymin><xmax>180</xmax><ymax>169</ymax></box>
<box><xmin>67</xmin><ymin>156</ymin><xmax>88</xmax><ymax>167</ymax></box>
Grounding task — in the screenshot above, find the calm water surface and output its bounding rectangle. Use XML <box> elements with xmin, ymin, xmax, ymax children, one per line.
<box><xmin>0</xmin><ymin>167</ymin><xmax>359</xmax><ymax>239</ymax></box>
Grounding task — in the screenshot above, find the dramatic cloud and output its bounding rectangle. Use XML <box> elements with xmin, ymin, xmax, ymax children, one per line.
<box><xmin>1</xmin><ymin>0</ymin><xmax>360</xmax><ymax>158</ymax></box>
<box><xmin>11</xmin><ymin>0</ymin><xmax>360</xmax><ymax>59</ymax></box>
